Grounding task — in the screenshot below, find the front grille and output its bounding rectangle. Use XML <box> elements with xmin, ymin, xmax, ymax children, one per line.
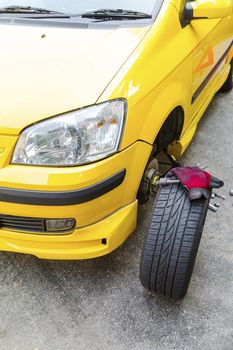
<box><xmin>0</xmin><ymin>215</ymin><xmax>45</xmax><ymax>232</ymax></box>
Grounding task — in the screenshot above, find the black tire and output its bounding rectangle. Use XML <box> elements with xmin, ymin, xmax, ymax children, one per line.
<box><xmin>140</xmin><ymin>182</ymin><xmax>210</xmax><ymax>299</ymax></box>
<box><xmin>220</xmin><ymin>61</ymin><xmax>233</xmax><ymax>92</ymax></box>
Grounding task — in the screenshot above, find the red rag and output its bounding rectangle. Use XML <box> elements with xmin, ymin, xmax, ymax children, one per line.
<box><xmin>170</xmin><ymin>167</ymin><xmax>211</xmax><ymax>190</ymax></box>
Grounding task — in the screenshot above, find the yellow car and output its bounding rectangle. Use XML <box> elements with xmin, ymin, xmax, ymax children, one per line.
<box><xmin>0</xmin><ymin>0</ymin><xmax>232</xmax><ymax>285</ymax></box>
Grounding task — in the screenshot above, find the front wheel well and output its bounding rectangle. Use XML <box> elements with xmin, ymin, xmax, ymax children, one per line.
<box><xmin>136</xmin><ymin>107</ymin><xmax>184</xmax><ymax>204</ymax></box>
<box><xmin>155</xmin><ymin>107</ymin><xmax>184</xmax><ymax>153</ymax></box>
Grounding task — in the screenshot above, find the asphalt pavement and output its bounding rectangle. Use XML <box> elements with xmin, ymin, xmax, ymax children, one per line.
<box><xmin>0</xmin><ymin>90</ymin><xmax>232</xmax><ymax>350</ymax></box>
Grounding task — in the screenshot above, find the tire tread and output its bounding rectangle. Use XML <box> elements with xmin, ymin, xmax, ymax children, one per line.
<box><xmin>140</xmin><ymin>182</ymin><xmax>210</xmax><ymax>299</ymax></box>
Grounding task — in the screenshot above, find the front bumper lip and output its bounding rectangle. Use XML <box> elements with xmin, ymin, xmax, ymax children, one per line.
<box><xmin>0</xmin><ymin>169</ymin><xmax>126</xmax><ymax>206</ymax></box>
<box><xmin>0</xmin><ymin>201</ymin><xmax>137</xmax><ymax>260</ymax></box>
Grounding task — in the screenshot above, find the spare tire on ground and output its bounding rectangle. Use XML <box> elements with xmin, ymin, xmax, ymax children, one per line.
<box><xmin>140</xmin><ymin>181</ymin><xmax>210</xmax><ymax>299</ymax></box>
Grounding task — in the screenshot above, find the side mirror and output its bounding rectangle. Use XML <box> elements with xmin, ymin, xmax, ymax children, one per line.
<box><xmin>185</xmin><ymin>0</ymin><xmax>233</xmax><ymax>21</ymax></box>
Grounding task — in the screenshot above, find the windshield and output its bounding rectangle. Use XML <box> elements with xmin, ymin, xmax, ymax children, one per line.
<box><xmin>0</xmin><ymin>1</ymin><xmax>157</xmax><ymax>15</ymax></box>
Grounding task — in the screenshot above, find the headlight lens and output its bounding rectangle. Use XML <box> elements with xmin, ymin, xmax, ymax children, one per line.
<box><xmin>12</xmin><ymin>99</ymin><xmax>126</xmax><ymax>166</ymax></box>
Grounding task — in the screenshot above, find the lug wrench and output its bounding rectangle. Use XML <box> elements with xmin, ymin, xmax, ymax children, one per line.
<box><xmin>158</xmin><ymin>177</ymin><xmax>219</xmax><ymax>212</ymax></box>
<box><xmin>157</xmin><ymin>178</ymin><xmax>180</xmax><ymax>186</ymax></box>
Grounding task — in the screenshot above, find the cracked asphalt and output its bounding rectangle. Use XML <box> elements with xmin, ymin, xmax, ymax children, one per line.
<box><xmin>0</xmin><ymin>90</ymin><xmax>233</xmax><ymax>350</ymax></box>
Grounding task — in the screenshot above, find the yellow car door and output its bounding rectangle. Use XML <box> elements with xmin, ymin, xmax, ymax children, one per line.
<box><xmin>181</xmin><ymin>0</ymin><xmax>233</xmax><ymax>120</ymax></box>
<box><xmin>191</xmin><ymin>17</ymin><xmax>233</xmax><ymax>112</ymax></box>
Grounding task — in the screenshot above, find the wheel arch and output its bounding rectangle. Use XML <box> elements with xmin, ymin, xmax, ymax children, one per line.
<box><xmin>136</xmin><ymin>106</ymin><xmax>185</xmax><ymax>203</ymax></box>
<box><xmin>154</xmin><ymin>106</ymin><xmax>185</xmax><ymax>153</ymax></box>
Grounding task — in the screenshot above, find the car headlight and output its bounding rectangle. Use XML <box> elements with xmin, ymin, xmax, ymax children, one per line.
<box><xmin>12</xmin><ymin>99</ymin><xmax>126</xmax><ymax>166</ymax></box>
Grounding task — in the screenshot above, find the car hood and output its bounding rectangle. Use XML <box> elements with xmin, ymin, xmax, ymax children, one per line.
<box><xmin>0</xmin><ymin>22</ymin><xmax>150</xmax><ymax>135</ymax></box>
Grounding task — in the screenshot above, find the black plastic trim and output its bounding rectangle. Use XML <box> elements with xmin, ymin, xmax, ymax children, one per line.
<box><xmin>192</xmin><ymin>41</ymin><xmax>233</xmax><ymax>104</ymax></box>
<box><xmin>0</xmin><ymin>169</ymin><xmax>126</xmax><ymax>206</ymax></box>
<box><xmin>0</xmin><ymin>214</ymin><xmax>76</xmax><ymax>233</ymax></box>
<box><xmin>184</xmin><ymin>3</ymin><xmax>193</xmax><ymax>22</ymax></box>
<box><xmin>0</xmin><ymin>0</ymin><xmax>165</xmax><ymax>28</ymax></box>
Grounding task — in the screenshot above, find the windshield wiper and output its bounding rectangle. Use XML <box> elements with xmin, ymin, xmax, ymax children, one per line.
<box><xmin>81</xmin><ymin>9</ymin><xmax>152</xmax><ymax>21</ymax></box>
<box><xmin>0</xmin><ymin>5</ymin><xmax>69</xmax><ymax>17</ymax></box>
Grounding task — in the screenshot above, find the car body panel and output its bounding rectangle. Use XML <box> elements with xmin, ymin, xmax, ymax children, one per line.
<box><xmin>0</xmin><ymin>23</ymin><xmax>150</xmax><ymax>135</ymax></box>
<box><xmin>0</xmin><ymin>200</ymin><xmax>138</xmax><ymax>260</ymax></box>
<box><xmin>0</xmin><ymin>141</ymin><xmax>152</xmax><ymax>228</ymax></box>
<box><xmin>99</xmin><ymin>3</ymin><xmax>233</xmax><ymax>148</ymax></box>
